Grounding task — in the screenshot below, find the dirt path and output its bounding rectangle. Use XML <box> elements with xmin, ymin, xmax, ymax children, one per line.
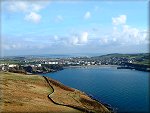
<box><xmin>0</xmin><ymin>72</ymin><xmax>110</xmax><ymax>113</ymax></box>
<box><xmin>43</xmin><ymin>76</ymin><xmax>92</xmax><ymax>113</ymax></box>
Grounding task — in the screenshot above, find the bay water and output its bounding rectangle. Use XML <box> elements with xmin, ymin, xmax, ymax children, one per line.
<box><xmin>42</xmin><ymin>66</ymin><xmax>149</xmax><ymax>112</ymax></box>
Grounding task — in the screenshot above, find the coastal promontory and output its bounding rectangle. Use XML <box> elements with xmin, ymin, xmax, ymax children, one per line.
<box><xmin>0</xmin><ymin>72</ymin><xmax>110</xmax><ymax>113</ymax></box>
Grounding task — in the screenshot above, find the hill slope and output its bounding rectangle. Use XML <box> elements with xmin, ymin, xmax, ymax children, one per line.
<box><xmin>0</xmin><ymin>72</ymin><xmax>110</xmax><ymax>113</ymax></box>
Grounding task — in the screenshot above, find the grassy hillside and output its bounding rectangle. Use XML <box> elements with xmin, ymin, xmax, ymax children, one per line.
<box><xmin>94</xmin><ymin>53</ymin><xmax>150</xmax><ymax>66</ymax></box>
<box><xmin>0</xmin><ymin>72</ymin><xmax>110</xmax><ymax>113</ymax></box>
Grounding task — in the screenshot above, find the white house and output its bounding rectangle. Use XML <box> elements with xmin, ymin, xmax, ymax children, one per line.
<box><xmin>8</xmin><ymin>64</ymin><xmax>17</xmax><ymax>68</ymax></box>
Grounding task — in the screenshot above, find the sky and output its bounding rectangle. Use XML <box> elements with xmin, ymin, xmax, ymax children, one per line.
<box><xmin>1</xmin><ymin>0</ymin><xmax>149</xmax><ymax>56</ymax></box>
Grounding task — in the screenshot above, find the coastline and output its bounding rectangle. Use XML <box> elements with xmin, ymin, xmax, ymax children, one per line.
<box><xmin>0</xmin><ymin>71</ymin><xmax>111</xmax><ymax>113</ymax></box>
<box><xmin>41</xmin><ymin>65</ymin><xmax>149</xmax><ymax>112</ymax></box>
<box><xmin>41</xmin><ymin>66</ymin><xmax>117</xmax><ymax>113</ymax></box>
<box><xmin>64</xmin><ymin>65</ymin><xmax>118</xmax><ymax>69</ymax></box>
<box><xmin>43</xmin><ymin>76</ymin><xmax>111</xmax><ymax>113</ymax></box>
<box><xmin>63</xmin><ymin>64</ymin><xmax>150</xmax><ymax>72</ymax></box>
<box><xmin>83</xmin><ymin>91</ymin><xmax>117</xmax><ymax>113</ymax></box>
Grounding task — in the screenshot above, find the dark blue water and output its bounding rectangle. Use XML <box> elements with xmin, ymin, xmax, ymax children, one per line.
<box><xmin>42</xmin><ymin>66</ymin><xmax>149</xmax><ymax>113</ymax></box>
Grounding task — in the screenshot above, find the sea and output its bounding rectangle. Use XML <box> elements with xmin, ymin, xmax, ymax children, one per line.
<box><xmin>42</xmin><ymin>66</ymin><xmax>149</xmax><ymax>113</ymax></box>
<box><xmin>1</xmin><ymin>53</ymin><xmax>105</xmax><ymax>58</ymax></box>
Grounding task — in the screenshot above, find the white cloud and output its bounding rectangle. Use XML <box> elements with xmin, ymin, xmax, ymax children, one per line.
<box><xmin>111</xmin><ymin>15</ymin><xmax>148</xmax><ymax>45</ymax></box>
<box><xmin>25</xmin><ymin>12</ymin><xmax>41</xmax><ymax>23</ymax></box>
<box><xmin>112</xmin><ymin>15</ymin><xmax>126</xmax><ymax>25</ymax></box>
<box><xmin>97</xmin><ymin>15</ymin><xmax>148</xmax><ymax>46</ymax></box>
<box><xmin>99</xmin><ymin>35</ymin><xmax>110</xmax><ymax>45</ymax></box>
<box><xmin>122</xmin><ymin>25</ymin><xmax>139</xmax><ymax>38</ymax></box>
<box><xmin>100</xmin><ymin>38</ymin><xmax>108</xmax><ymax>44</ymax></box>
<box><xmin>111</xmin><ymin>24</ymin><xmax>148</xmax><ymax>45</ymax></box>
<box><xmin>8</xmin><ymin>1</ymin><xmax>28</xmax><ymax>12</ymax></box>
<box><xmin>54</xmin><ymin>35</ymin><xmax>59</xmax><ymax>40</ymax></box>
<box><xmin>6</xmin><ymin>1</ymin><xmax>48</xmax><ymax>13</ymax></box>
<box><xmin>32</xmin><ymin>4</ymin><xmax>43</xmax><ymax>12</ymax></box>
<box><xmin>84</xmin><ymin>11</ymin><xmax>91</xmax><ymax>19</ymax></box>
<box><xmin>71</xmin><ymin>32</ymin><xmax>88</xmax><ymax>45</ymax></box>
<box><xmin>80</xmin><ymin>32</ymin><xmax>88</xmax><ymax>43</ymax></box>
<box><xmin>2</xmin><ymin>43</ymin><xmax>22</xmax><ymax>50</ymax></box>
<box><xmin>112</xmin><ymin>38</ymin><xmax>117</xmax><ymax>42</ymax></box>
<box><xmin>72</xmin><ymin>36</ymin><xmax>79</xmax><ymax>45</ymax></box>
<box><xmin>4</xmin><ymin>1</ymin><xmax>50</xmax><ymax>23</ymax></box>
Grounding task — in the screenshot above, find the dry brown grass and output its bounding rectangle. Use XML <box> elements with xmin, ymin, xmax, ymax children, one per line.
<box><xmin>47</xmin><ymin>78</ymin><xmax>75</xmax><ymax>92</ymax></box>
<box><xmin>0</xmin><ymin>72</ymin><xmax>82</xmax><ymax>113</ymax></box>
<box><xmin>46</xmin><ymin>77</ymin><xmax>110</xmax><ymax>113</ymax></box>
<box><xmin>0</xmin><ymin>72</ymin><xmax>110</xmax><ymax>113</ymax></box>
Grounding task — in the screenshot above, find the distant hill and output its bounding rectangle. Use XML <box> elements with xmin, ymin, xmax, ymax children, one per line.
<box><xmin>92</xmin><ymin>53</ymin><xmax>150</xmax><ymax>66</ymax></box>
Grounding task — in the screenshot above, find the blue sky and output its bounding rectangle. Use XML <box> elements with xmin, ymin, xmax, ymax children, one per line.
<box><xmin>1</xmin><ymin>0</ymin><xmax>149</xmax><ymax>56</ymax></box>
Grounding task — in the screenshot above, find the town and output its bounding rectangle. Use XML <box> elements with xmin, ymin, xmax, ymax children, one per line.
<box><xmin>0</xmin><ymin>53</ymin><xmax>150</xmax><ymax>73</ymax></box>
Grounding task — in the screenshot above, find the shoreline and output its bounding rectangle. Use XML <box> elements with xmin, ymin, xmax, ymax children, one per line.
<box><xmin>64</xmin><ymin>65</ymin><xmax>118</xmax><ymax>69</ymax></box>
<box><xmin>43</xmin><ymin>75</ymin><xmax>113</xmax><ymax>113</ymax></box>
<box><xmin>1</xmin><ymin>72</ymin><xmax>111</xmax><ymax>113</ymax></box>
<box><xmin>83</xmin><ymin>91</ymin><xmax>117</xmax><ymax>113</ymax></box>
<box><xmin>61</xmin><ymin>64</ymin><xmax>150</xmax><ymax>73</ymax></box>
